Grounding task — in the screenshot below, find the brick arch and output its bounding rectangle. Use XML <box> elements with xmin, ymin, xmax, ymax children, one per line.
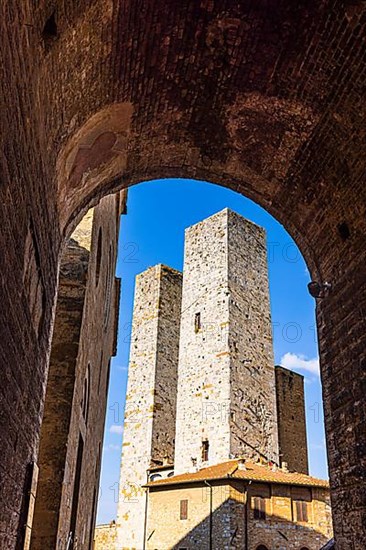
<box><xmin>60</xmin><ymin>95</ymin><xmax>322</xmax><ymax>279</ymax></box>
<box><xmin>1</xmin><ymin>1</ymin><xmax>366</xmax><ymax>548</ymax></box>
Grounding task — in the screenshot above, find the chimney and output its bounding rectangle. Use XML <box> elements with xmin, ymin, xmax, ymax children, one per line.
<box><xmin>282</xmin><ymin>461</ymin><xmax>289</xmax><ymax>472</ymax></box>
<box><xmin>237</xmin><ymin>458</ymin><xmax>247</xmax><ymax>471</ymax></box>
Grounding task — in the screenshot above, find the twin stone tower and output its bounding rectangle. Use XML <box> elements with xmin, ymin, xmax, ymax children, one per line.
<box><xmin>117</xmin><ymin>209</ymin><xmax>308</xmax><ymax>549</ymax></box>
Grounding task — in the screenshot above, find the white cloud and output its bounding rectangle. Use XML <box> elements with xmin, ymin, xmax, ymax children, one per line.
<box><xmin>106</xmin><ymin>443</ymin><xmax>120</xmax><ymax>452</ymax></box>
<box><xmin>280</xmin><ymin>352</ymin><xmax>320</xmax><ymax>377</ymax></box>
<box><xmin>110</xmin><ymin>424</ymin><xmax>123</xmax><ymax>435</ymax></box>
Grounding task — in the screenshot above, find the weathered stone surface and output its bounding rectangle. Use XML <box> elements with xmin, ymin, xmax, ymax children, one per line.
<box><xmin>175</xmin><ymin>209</ymin><xmax>278</xmax><ymax>474</ymax></box>
<box><xmin>94</xmin><ymin>521</ymin><xmax>118</xmax><ymax>550</ymax></box>
<box><xmin>0</xmin><ymin>2</ymin><xmax>366</xmax><ymax>547</ymax></box>
<box><xmin>146</xmin><ymin>479</ymin><xmax>333</xmax><ymax>550</ymax></box>
<box><xmin>117</xmin><ymin>265</ymin><xmax>182</xmax><ymax>549</ymax></box>
<box><xmin>275</xmin><ymin>365</ymin><xmax>309</xmax><ymax>475</ymax></box>
<box><xmin>30</xmin><ymin>193</ymin><xmax>122</xmax><ymax>550</ymax></box>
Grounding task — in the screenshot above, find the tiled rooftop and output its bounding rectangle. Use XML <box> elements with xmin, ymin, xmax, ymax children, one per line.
<box><xmin>146</xmin><ymin>459</ymin><xmax>329</xmax><ymax>489</ymax></box>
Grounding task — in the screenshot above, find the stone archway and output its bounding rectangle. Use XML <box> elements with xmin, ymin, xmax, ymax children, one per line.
<box><xmin>1</xmin><ymin>1</ymin><xmax>365</xmax><ymax>548</ymax></box>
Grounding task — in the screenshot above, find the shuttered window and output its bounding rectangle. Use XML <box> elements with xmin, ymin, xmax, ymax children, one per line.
<box><xmin>252</xmin><ymin>496</ymin><xmax>266</xmax><ymax>520</ymax></box>
<box><xmin>180</xmin><ymin>499</ymin><xmax>188</xmax><ymax>520</ymax></box>
<box><xmin>295</xmin><ymin>500</ymin><xmax>308</xmax><ymax>522</ymax></box>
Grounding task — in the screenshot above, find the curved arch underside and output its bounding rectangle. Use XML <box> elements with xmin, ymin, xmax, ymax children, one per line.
<box><xmin>0</xmin><ymin>1</ymin><xmax>366</xmax><ymax>548</ymax></box>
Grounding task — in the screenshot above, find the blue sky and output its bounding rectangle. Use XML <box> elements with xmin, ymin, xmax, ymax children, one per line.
<box><xmin>96</xmin><ymin>178</ymin><xmax>327</xmax><ymax>524</ymax></box>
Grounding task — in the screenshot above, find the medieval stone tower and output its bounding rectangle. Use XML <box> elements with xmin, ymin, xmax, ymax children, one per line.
<box><xmin>115</xmin><ymin>208</ymin><xmax>310</xmax><ymax>550</ymax></box>
<box><xmin>117</xmin><ymin>265</ymin><xmax>182</xmax><ymax>549</ymax></box>
<box><xmin>174</xmin><ymin>208</ymin><xmax>279</xmax><ymax>474</ymax></box>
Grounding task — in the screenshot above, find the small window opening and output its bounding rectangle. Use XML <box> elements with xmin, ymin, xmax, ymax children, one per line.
<box><xmin>252</xmin><ymin>496</ymin><xmax>266</xmax><ymax>520</ymax></box>
<box><xmin>202</xmin><ymin>440</ymin><xmax>209</xmax><ymax>462</ymax></box>
<box><xmin>150</xmin><ymin>473</ymin><xmax>162</xmax><ymax>482</ymax></box>
<box><xmin>81</xmin><ymin>364</ymin><xmax>91</xmax><ymax>424</ymax></box>
<box><xmin>42</xmin><ymin>13</ymin><xmax>58</xmax><ymax>46</ymax></box>
<box><xmin>194</xmin><ymin>312</ymin><xmax>201</xmax><ymax>333</ymax></box>
<box><xmin>180</xmin><ymin>499</ymin><xmax>188</xmax><ymax>520</ymax></box>
<box><xmin>295</xmin><ymin>500</ymin><xmax>309</xmax><ymax>522</ymax></box>
<box><xmin>338</xmin><ymin>221</ymin><xmax>350</xmax><ymax>240</ymax></box>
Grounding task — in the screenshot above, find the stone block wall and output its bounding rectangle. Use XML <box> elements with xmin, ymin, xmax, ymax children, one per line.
<box><xmin>146</xmin><ymin>481</ymin><xmax>332</xmax><ymax>550</ymax></box>
<box><xmin>94</xmin><ymin>521</ymin><xmax>118</xmax><ymax>550</ymax></box>
<box><xmin>146</xmin><ymin>482</ymin><xmax>236</xmax><ymax>550</ymax></box>
<box><xmin>117</xmin><ymin>265</ymin><xmax>182</xmax><ymax>549</ymax></box>
<box><xmin>275</xmin><ymin>365</ymin><xmax>309</xmax><ymax>474</ymax></box>
<box><xmin>30</xmin><ymin>231</ymin><xmax>90</xmax><ymax>550</ymax></box>
<box><xmin>174</xmin><ymin>209</ymin><xmax>278</xmax><ymax>474</ymax></box>
<box><xmin>247</xmin><ymin>483</ymin><xmax>333</xmax><ymax>550</ymax></box>
<box><xmin>30</xmin><ymin>193</ymin><xmax>122</xmax><ymax>550</ymax></box>
<box><xmin>174</xmin><ymin>209</ymin><xmax>232</xmax><ymax>474</ymax></box>
<box><xmin>227</xmin><ymin>210</ymin><xmax>278</xmax><ymax>464</ymax></box>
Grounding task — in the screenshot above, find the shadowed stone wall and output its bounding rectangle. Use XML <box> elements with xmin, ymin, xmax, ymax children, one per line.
<box><xmin>30</xmin><ymin>192</ymin><xmax>124</xmax><ymax>550</ymax></box>
<box><xmin>275</xmin><ymin>365</ymin><xmax>309</xmax><ymax>474</ymax></box>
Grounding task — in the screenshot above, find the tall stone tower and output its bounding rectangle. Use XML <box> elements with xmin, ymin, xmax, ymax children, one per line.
<box><xmin>174</xmin><ymin>209</ymin><xmax>279</xmax><ymax>474</ymax></box>
<box><xmin>117</xmin><ymin>264</ymin><xmax>182</xmax><ymax>549</ymax></box>
<box><xmin>275</xmin><ymin>365</ymin><xmax>309</xmax><ymax>473</ymax></box>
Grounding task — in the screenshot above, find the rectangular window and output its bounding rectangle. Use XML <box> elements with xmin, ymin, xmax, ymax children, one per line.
<box><xmin>295</xmin><ymin>500</ymin><xmax>308</xmax><ymax>522</ymax></box>
<box><xmin>194</xmin><ymin>312</ymin><xmax>201</xmax><ymax>333</ymax></box>
<box><xmin>202</xmin><ymin>440</ymin><xmax>209</xmax><ymax>462</ymax></box>
<box><xmin>180</xmin><ymin>499</ymin><xmax>188</xmax><ymax>520</ymax></box>
<box><xmin>252</xmin><ymin>496</ymin><xmax>266</xmax><ymax>520</ymax></box>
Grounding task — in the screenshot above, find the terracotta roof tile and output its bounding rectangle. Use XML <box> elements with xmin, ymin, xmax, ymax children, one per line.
<box><xmin>146</xmin><ymin>460</ymin><xmax>329</xmax><ymax>489</ymax></box>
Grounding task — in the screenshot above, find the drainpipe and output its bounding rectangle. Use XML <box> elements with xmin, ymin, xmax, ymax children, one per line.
<box><xmin>244</xmin><ymin>481</ymin><xmax>252</xmax><ymax>550</ymax></box>
<box><xmin>143</xmin><ymin>474</ymin><xmax>149</xmax><ymax>550</ymax></box>
<box><xmin>204</xmin><ymin>480</ymin><xmax>213</xmax><ymax>550</ymax></box>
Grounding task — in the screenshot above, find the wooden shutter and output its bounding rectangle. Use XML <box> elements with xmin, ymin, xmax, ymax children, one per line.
<box><xmin>253</xmin><ymin>496</ymin><xmax>266</xmax><ymax>520</ymax></box>
<box><xmin>296</xmin><ymin>500</ymin><xmax>308</xmax><ymax>522</ymax></box>
<box><xmin>180</xmin><ymin>499</ymin><xmax>188</xmax><ymax>520</ymax></box>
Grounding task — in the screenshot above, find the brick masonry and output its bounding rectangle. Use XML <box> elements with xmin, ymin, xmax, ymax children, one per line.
<box><xmin>117</xmin><ymin>265</ymin><xmax>182</xmax><ymax>549</ymax></box>
<box><xmin>29</xmin><ymin>193</ymin><xmax>123</xmax><ymax>549</ymax></box>
<box><xmin>174</xmin><ymin>209</ymin><xmax>278</xmax><ymax>474</ymax></box>
<box><xmin>0</xmin><ymin>2</ymin><xmax>366</xmax><ymax>547</ymax></box>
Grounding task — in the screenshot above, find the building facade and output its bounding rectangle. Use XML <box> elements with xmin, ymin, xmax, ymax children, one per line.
<box><xmin>145</xmin><ymin>460</ymin><xmax>333</xmax><ymax>550</ymax></box>
<box><xmin>30</xmin><ymin>192</ymin><xmax>125</xmax><ymax>550</ymax></box>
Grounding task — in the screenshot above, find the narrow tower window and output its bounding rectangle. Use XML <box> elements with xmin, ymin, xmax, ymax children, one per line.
<box><xmin>201</xmin><ymin>440</ymin><xmax>209</xmax><ymax>462</ymax></box>
<box><xmin>194</xmin><ymin>312</ymin><xmax>201</xmax><ymax>333</ymax></box>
